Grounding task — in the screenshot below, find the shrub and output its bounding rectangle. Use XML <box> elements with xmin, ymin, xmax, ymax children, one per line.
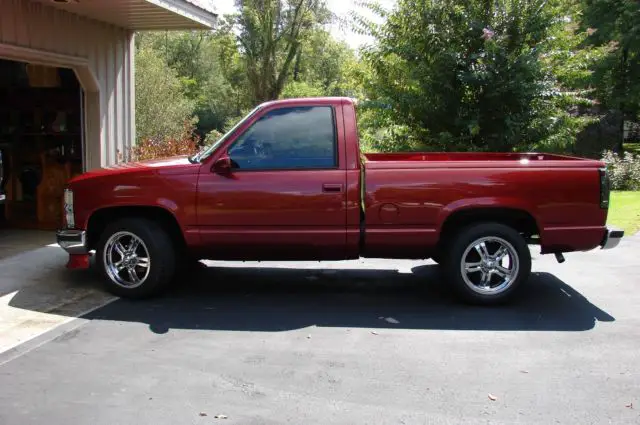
<box><xmin>204</xmin><ymin>129</ymin><xmax>223</xmax><ymax>146</ymax></box>
<box><xmin>280</xmin><ymin>81</ymin><xmax>325</xmax><ymax>99</ymax></box>
<box><xmin>131</xmin><ymin>120</ymin><xmax>201</xmax><ymax>161</ymax></box>
<box><xmin>601</xmin><ymin>150</ymin><xmax>640</xmax><ymax>190</ymax></box>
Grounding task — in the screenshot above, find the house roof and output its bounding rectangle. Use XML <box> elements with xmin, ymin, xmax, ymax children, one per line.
<box><xmin>33</xmin><ymin>0</ymin><xmax>219</xmax><ymax>30</ymax></box>
<box><xmin>184</xmin><ymin>0</ymin><xmax>218</xmax><ymax>15</ymax></box>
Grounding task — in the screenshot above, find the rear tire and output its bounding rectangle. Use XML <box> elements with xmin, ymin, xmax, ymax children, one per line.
<box><xmin>96</xmin><ymin>218</ymin><xmax>176</xmax><ymax>299</ymax></box>
<box><xmin>443</xmin><ymin>222</ymin><xmax>531</xmax><ymax>305</ymax></box>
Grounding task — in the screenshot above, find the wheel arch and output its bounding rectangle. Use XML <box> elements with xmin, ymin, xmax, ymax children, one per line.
<box><xmin>437</xmin><ymin>205</ymin><xmax>540</xmax><ymax>250</ymax></box>
<box><xmin>86</xmin><ymin>205</ymin><xmax>186</xmax><ymax>253</ymax></box>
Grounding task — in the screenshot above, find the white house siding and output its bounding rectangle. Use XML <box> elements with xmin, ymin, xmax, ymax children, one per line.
<box><xmin>0</xmin><ymin>0</ymin><xmax>135</xmax><ymax>170</ymax></box>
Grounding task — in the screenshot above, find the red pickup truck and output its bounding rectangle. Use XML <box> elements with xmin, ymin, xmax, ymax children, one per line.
<box><xmin>56</xmin><ymin>97</ymin><xmax>623</xmax><ymax>304</ymax></box>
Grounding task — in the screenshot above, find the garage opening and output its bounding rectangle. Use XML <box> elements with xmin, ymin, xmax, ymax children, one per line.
<box><xmin>0</xmin><ymin>59</ymin><xmax>84</xmax><ymax>231</ymax></box>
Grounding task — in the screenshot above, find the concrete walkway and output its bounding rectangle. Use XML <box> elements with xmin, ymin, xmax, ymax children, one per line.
<box><xmin>0</xmin><ymin>245</ymin><xmax>115</xmax><ymax>358</ymax></box>
<box><xmin>0</xmin><ymin>229</ymin><xmax>57</xmax><ymax>261</ymax></box>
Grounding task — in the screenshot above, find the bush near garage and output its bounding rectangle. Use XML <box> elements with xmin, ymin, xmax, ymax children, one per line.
<box><xmin>601</xmin><ymin>150</ymin><xmax>640</xmax><ymax>191</ymax></box>
<box><xmin>130</xmin><ymin>120</ymin><xmax>200</xmax><ymax>162</ymax></box>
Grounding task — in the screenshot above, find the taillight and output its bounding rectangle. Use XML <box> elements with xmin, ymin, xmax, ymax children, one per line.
<box><xmin>599</xmin><ymin>168</ymin><xmax>610</xmax><ymax>209</ymax></box>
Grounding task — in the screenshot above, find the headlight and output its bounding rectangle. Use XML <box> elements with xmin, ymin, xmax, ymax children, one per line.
<box><xmin>63</xmin><ymin>188</ymin><xmax>75</xmax><ymax>228</ymax></box>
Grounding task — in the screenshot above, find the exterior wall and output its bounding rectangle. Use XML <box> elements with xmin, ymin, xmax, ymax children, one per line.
<box><xmin>0</xmin><ymin>0</ymin><xmax>135</xmax><ymax>170</ymax></box>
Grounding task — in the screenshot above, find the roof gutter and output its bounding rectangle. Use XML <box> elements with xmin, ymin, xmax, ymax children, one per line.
<box><xmin>144</xmin><ymin>0</ymin><xmax>218</xmax><ymax>28</ymax></box>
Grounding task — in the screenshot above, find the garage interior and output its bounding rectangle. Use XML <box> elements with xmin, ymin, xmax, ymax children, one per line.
<box><xmin>0</xmin><ymin>58</ymin><xmax>84</xmax><ymax>232</ymax></box>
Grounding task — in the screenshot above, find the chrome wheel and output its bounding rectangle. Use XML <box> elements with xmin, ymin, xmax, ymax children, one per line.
<box><xmin>103</xmin><ymin>231</ymin><xmax>151</xmax><ymax>289</ymax></box>
<box><xmin>460</xmin><ymin>236</ymin><xmax>520</xmax><ymax>295</ymax></box>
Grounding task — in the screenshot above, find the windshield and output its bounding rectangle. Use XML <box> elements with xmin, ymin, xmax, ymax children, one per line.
<box><xmin>190</xmin><ymin>106</ymin><xmax>262</xmax><ymax>163</ymax></box>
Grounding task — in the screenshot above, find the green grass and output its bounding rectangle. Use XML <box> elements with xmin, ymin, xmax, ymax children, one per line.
<box><xmin>607</xmin><ymin>191</ymin><xmax>640</xmax><ymax>235</ymax></box>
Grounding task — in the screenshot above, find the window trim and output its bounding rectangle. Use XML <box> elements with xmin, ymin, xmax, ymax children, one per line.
<box><xmin>226</xmin><ymin>105</ymin><xmax>339</xmax><ymax>172</ymax></box>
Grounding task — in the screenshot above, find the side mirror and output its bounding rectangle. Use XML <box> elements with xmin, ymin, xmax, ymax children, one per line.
<box><xmin>212</xmin><ymin>155</ymin><xmax>232</xmax><ymax>176</ymax></box>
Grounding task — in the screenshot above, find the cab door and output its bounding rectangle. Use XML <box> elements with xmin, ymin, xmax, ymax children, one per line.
<box><xmin>196</xmin><ymin>104</ymin><xmax>347</xmax><ymax>260</ymax></box>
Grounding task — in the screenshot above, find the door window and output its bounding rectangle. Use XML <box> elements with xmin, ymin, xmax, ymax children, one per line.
<box><xmin>228</xmin><ymin>106</ymin><xmax>337</xmax><ymax>170</ymax></box>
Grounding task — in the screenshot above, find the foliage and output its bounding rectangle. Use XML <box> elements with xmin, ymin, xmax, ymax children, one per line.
<box><xmin>351</xmin><ymin>0</ymin><xmax>637</xmax><ymax>154</ymax></box>
<box><xmin>580</xmin><ymin>0</ymin><xmax>640</xmax><ymax>118</ymax></box>
<box><xmin>528</xmin><ymin>0</ymin><xmax>610</xmax><ymax>155</ymax></box>
<box><xmin>601</xmin><ymin>150</ymin><xmax>640</xmax><ymax>190</ymax></box>
<box><xmin>280</xmin><ymin>80</ymin><xmax>325</xmax><ymax>98</ymax></box>
<box><xmin>222</xmin><ymin>108</ymin><xmax>254</xmax><ymax>132</ymax></box>
<box><xmin>291</xmin><ymin>29</ymin><xmax>360</xmax><ymax>95</ymax></box>
<box><xmin>131</xmin><ymin>0</ymin><xmax>640</xmax><ymax>159</ymax></box>
<box><xmin>356</xmin><ymin>100</ymin><xmax>428</xmax><ymax>152</ymax></box>
<box><xmin>230</xmin><ymin>0</ymin><xmax>332</xmax><ymax>103</ymax></box>
<box><xmin>131</xmin><ymin>121</ymin><xmax>201</xmax><ymax>161</ymax></box>
<box><xmin>133</xmin><ymin>6</ymin><xmax>357</xmax><ymax>142</ymax></box>
<box><xmin>136</xmin><ymin>31</ymin><xmax>210</xmax><ymax>94</ymax></box>
<box><xmin>204</xmin><ymin>129</ymin><xmax>224</xmax><ymax>146</ymax></box>
<box><xmin>356</xmin><ymin>0</ymin><xmax>574</xmax><ymax>152</ymax></box>
<box><xmin>134</xmin><ymin>46</ymin><xmax>196</xmax><ymax>142</ymax></box>
<box><xmin>136</xmin><ymin>30</ymin><xmax>245</xmax><ymax>139</ymax></box>
<box><xmin>625</xmin><ymin>142</ymin><xmax>640</xmax><ymax>156</ymax></box>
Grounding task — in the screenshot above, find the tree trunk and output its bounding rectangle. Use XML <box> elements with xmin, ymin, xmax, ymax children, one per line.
<box><xmin>293</xmin><ymin>49</ymin><xmax>302</xmax><ymax>81</ymax></box>
<box><xmin>618</xmin><ymin>47</ymin><xmax>629</xmax><ymax>153</ymax></box>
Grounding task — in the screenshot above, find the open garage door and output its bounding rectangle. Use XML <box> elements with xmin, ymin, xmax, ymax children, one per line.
<box><xmin>0</xmin><ymin>59</ymin><xmax>84</xmax><ymax>231</ymax></box>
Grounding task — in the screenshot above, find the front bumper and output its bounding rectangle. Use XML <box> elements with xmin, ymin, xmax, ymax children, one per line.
<box><xmin>56</xmin><ymin>229</ymin><xmax>88</xmax><ymax>255</ymax></box>
<box><xmin>600</xmin><ymin>227</ymin><xmax>624</xmax><ymax>250</ymax></box>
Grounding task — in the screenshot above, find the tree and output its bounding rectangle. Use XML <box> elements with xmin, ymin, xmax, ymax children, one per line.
<box><xmin>293</xmin><ymin>30</ymin><xmax>353</xmax><ymax>91</ymax></box>
<box><xmin>524</xmin><ymin>0</ymin><xmax>610</xmax><ymax>155</ymax></box>
<box><xmin>134</xmin><ymin>46</ymin><xmax>196</xmax><ymax>142</ymax></box>
<box><xmin>355</xmin><ymin>0</ymin><xmax>577</xmax><ymax>152</ymax></box>
<box><xmin>136</xmin><ymin>31</ymin><xmax>210</xmax><ymax>92</ymax></box>
<box><xmin>136</xmin><ymin>29</ymin><xmax>248</xmax><ymax>139</ymax></box>
<box><xmin>231</xmin><ymin>0</ymin><xmax>332</xmax><ymax>103</ymax></box>
<box><xmin>580</xmin><ymin>0</ymin><xmax>640</xmax><ymax>150</ymax></box>
<box><xmin>280</xmin><ymin>80</ymin><xmax>325</xmax><ymax>98</ymax></box>
<box><xmin>278</xmin><ymin>28</ymin><xmax>364</xmax><ymax>98</ymax></box>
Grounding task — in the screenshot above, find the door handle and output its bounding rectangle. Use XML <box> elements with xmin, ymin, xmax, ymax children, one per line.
<box><xmin>322</xmin><ymin>183</ymin><xmax>343</xmax><ymax>193</ymax></box>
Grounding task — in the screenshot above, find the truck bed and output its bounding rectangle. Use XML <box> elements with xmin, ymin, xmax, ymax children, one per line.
<box><xmin>364</xmin><ymin>152</ymin><xmax>602</xmax><ymax>169</ymax></box>
<box><xmin>361</xmin><ymin>151</ymin><xmax>607</xmax><ymax>259</ymax></box>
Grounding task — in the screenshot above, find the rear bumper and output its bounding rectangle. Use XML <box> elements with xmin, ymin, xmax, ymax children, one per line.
<box><xmin>600</xmin><ymin>227</ymin><xmax>624</xmax><ymax>250</ymax></box>
<box><xmin>56</xmin><ymin>229</ymin><xmax>88</xmax><ymax>255</ymax></box>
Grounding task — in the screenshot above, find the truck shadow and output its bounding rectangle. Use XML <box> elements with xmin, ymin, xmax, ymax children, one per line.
<box><xmin>76</xmin><ymin>263</ymin><xmax>614</xmax><ymax>334</ymax></box>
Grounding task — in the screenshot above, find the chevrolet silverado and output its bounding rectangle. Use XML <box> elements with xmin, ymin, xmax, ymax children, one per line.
<box><xmin>56</xmin><ymin>97</ymin><xmax>623</xmax><ymax>304</ymax></box>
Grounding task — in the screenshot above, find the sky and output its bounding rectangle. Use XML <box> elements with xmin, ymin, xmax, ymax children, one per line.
<box><xmin>211</xmin><ymin>0</ymin><xmax>396</xmax><ymax>49</ymax></box>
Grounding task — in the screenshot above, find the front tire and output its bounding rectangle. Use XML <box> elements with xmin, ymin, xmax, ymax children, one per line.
<box><xmin>96</xmin><ymin>218</ymin><xmax>176</xmax><ymax>299</ymax></box>
<box><xmin>443</xmin><ymin>222</ymin><xmax>531</xmax><ymax>305</ymax></box>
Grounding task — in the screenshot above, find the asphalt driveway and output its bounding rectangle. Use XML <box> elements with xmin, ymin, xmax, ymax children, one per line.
<box><xmin>0</xmin><ymin>236</ymin><xmax>638</xmax><ymax>424</ymax></box>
